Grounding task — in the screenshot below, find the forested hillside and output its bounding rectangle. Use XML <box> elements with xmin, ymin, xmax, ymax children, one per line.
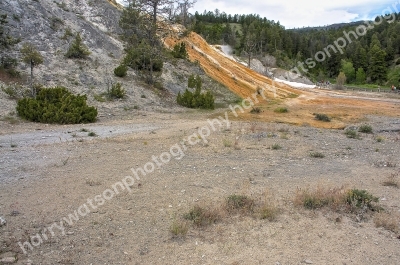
<box><xmin>192</xmin><ymin>10</ymin><xmax>400</xmax><ymax>86</ymax></box>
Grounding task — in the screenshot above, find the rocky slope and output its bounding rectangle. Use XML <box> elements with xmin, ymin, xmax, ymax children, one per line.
<box><xmin>0</xmin><ymin>0</ymin><xmax>236</xmax><ymax>119</ymax></box>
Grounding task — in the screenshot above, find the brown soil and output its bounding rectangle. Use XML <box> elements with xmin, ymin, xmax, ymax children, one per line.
<box><xmin>1</xmin><ymin>110</ymin><xmax>400</xmax><ymax>264</ymax></box>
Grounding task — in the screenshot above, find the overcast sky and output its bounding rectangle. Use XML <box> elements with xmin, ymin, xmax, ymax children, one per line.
<box><xmin>116</xmin><ymin>0</ymin><xmax>398</xmax><ymax>28</ymax></box>
<box><xmin>191</xmin><ymin>0</ymin><xmax>398</xmax><ymax>28</ymax></box>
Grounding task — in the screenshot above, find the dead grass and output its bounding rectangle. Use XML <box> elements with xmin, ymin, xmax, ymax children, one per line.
<box><xmin>170</xmin><ymin>219</ymin><xmax>189</xmax><ymax>237</ymax></box>
<box><xmin>382</xmin><ymin>173</ymin><xmax>399</xmax><ymax>188</ymax></box>
<box><xmin>173</xmin><ymin>192</ymin><xmax>280</xmax><ymax>237</ymax></box>
<box><xmin>0</xmin><ymin>115</ymin><xmax>19</xmax><ymax>124</ymax></box>
<box><xmin>184</xmin><ymin>204</ymin><xmax>222</xmax><ymax>227</ymax></box>
<box><xmin>294</xmin><ymin>186</ymin><xmax>347</xmax><ymax>211</ymax></box>
<box><xmin>256</xmin><ymin>190</ymin><xmax>280</xmax><ymax>221</ymax></box>
<box><xmin>294</xmin><ymin>186</ymin><xmax>381</xmax><ymax>214</ymax></box>
<box><xmin>256</xmin><ymin>199</ymin><xmax>279</xmax><ymax>221</ymax></box>
<box><xmin>374</xmin><ymin>212</ymin><xmax>399</xmax><ymax>233</ymax></box>
<box><xmin>226</xmin><ymin>194</ymin><xmax>255</xmax><ymax>214</ymax></box>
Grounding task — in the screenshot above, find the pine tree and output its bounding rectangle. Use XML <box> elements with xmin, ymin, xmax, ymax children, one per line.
<box><xmin>355</xmin><ymin>68</ymin><xmax>366</xmax><ymax>84</ymax></box>
<box><xmin>21</xmin><ymin>43</ymin><xmax>43</xmax><ymax>96</ymax></box>
<box><xmin>352</xmin><ymin>44</ymin><xmax>367</xmax><ymax>72</ymax></box>
<box><xmin>65</xmin><ymin>33</ymin><xmax>91</xmax><ymax>59</ymax></box>
<box><xmin>369</xmin><ymin>44</ymin><xmax>387</xmax><ymax>83</ymax></box>
<box><xmin>172</xmin><ymin>42</ymin><xmax>188</xmax><ymax>59</ymax></box>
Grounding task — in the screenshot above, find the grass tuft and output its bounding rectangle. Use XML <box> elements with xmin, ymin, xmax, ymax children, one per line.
<box><xmin>294</xmin><ymin>186</ymin><xmax>379</xmax><ymax>213</ymax></box>
<box><xmin>310</xmin><ymin>152</ymin><xmax>325</xmax><ymax>158</ymax></box>
<box><xmin>358</xmin><ymin>124</ymin><xmax>373</xmax><ymax>134</ymax></box>
<box><xmin>170</xmin><ymin>219</ymin><xmax>188</xmax><ymax>237</ymax></box>
<box><xmin>271</xmin><ymin>144</ymin><xmax>282</xmax><ymax>150</ymax></box>
<box><xmin>314</xmin><ymin>113</ymin><xmax>331</xmax><ymax>122</ymax></box>
<box><xmin>345</xmin><ymin>129</ymin><xmax>361</xmax><ymax>139</ymax></box>
<box><xmin>258</xmin><ymin>203</ymin><xmax>279</xmax><ymax>221</ymax></box>
<box><xmin>382</xmin><ymin>173</ymin><xmax>399</xmax><ymax>188</ymax></box>
<box><xmin>226</xmin><ymin>194</ymin><xmax>254</xmax><ymax>214</ymax></box>
<box><xmin>184</xmin><ymin>205</ymin><xmax>220</xmax><ymax>227</ymax></box>
<box><xmin>274</xmin><ymin>107</ymin><xmax>288</xmax><ymax>113</ymax></box>
<box><xmin>374</xmin><ymin>212</ymin><xmax>399</xmax><ymax>233</ymax></box>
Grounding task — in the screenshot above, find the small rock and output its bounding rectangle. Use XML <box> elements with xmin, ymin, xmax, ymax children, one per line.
<box><xmin>304</xmin><ymin>260</ymin><xmax>313</xmax><ymax>264</ymax></box>
<box><xmin>0</xmin><ymin>257</ymin><xmax>16</xmax><ymax>263</ymax></box>
<box><xmin>0</xmin><ymin>216</ymin><xmax>6</xmax><ymax>226</ymax></box>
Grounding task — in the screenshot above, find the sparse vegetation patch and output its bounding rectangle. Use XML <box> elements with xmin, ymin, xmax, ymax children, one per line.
<box><xmin>314</xmin><ymin>113</ymin><xmax>331</xmax><ymax>122</ymax></box>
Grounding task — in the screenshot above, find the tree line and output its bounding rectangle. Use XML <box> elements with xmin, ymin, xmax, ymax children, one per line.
<box><xmin>192</xmin><ymin>10</ymin><xmax>400</xmax><ymax>86</ymax></box>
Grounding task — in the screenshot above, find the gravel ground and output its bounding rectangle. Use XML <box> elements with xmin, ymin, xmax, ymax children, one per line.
<box><xmin>0</xmin><ymin>110</ymin><xmax>399</xmax><ymax>264</ymax></box>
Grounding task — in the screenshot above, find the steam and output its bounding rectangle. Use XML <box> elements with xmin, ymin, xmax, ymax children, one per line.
<box><xmin>220</xmin><ymin>45</ymin><xmax>233</xmax><ymax>56</ymax></box>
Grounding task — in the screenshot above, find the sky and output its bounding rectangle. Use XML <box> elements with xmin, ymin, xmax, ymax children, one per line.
<box><xmin>191</xmin><ymin>0</ymin><xmax>398</xmax><ymax>28</ymax></box>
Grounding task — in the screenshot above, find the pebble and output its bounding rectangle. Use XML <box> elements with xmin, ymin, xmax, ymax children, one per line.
<box><xmin>304</xmin><ymin>260</ymin><xmax>313</xmax><ymax>264</ymax></box>
<box><xmin>0</xmin><ymin>216</ymin><xmax>6</xmax><ymax>226</ymax></box>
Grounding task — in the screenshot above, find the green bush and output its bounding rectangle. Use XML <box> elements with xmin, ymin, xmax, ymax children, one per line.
<box><xmin>345</xmin><ymin>189</ymin><xmax>379</xmax><ymax>211</ymax></box>
<box><xmin>114</xmin><ymin>64</ymin><xmax>128</xmax><ymax>77</ymax></box>
<box><xmin>358</xmin><ymin>124</ymin><xmax>373</xmax><ymax>134</ymax></box>
<box><xmin>16</xmin><ymin>86</ymin><xmax>97</xmax><ymax>124</ymax></box>
<box><xmin>172</xmin><ymin>42</ymin><xmax>188</xmax><ymax>59</ymax></box>
<box><xmin>123</xmin><ymin>42</ymin><xmax>163</xmax><ymax>72</ymax></box>
<box><xmin>109</xmin><ymin>82</ymin><xmax>126</xmax><ymax>99</ymax></box>
<box><xmin>314</xmin><ymin>113</ymin><xmax>331</xmax><ymax>122</ymax></box>
<box><xmin>176</xmin><ymin>75</ymin><xmax>214</xmax><ymax>109</ymax></box>
<box><xmin>188</xmin><ymin>74</ymin><xmax>201</xmax><ymax>89</ymax></box>
<box><xmin>177</xmin><ymin>89</ymin><xmax>214</xmax><ymax>109</ymax></box>
<box><xmin>345</xmin><ymin>129</ymin><xmax>360</xmax><ymax>139</ymax></box>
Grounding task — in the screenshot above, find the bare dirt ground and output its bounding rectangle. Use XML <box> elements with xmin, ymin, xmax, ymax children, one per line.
<box><xmin>1</xmin><ymin>103</ymin><xmax>400</xmax><ymax>264</ymax></box>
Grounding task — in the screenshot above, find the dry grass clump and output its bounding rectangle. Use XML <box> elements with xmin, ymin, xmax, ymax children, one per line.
<box><xmin>171</xmin><ymin>192</ymin><xmax>280</xmax><ymax>237</ymax></box>
<box><xmin>170</xmin><ymin>219</ymin><xmax>189</xmax><ymax>237</ymax></box>
<box><xmin>382</xmin><ymin>173</ymin><xmax>399</xmax><ymax>188</ymax></box>
<box><xmin>183</xmin><ymin>205</ymin><xmax>222</xmax><ymax>227</ymax></box>
<box><xmin>374</xmin><ymin>212</ymin><xmax>399</xmax><ymax>233</ymax></box>
<box><xmin>225</xmin><ymin>194</ymin><xmax>255</xmax><ymax>214</ymax></box>
<box><xmin>294</xmin><ymin>186</ymin><xmax>347</xmax><ymax>210</ymax></box>
<box><xmin>294</xmin><ymin>186</ymin><xmax>380</xmax><ymax>213</ymax></box>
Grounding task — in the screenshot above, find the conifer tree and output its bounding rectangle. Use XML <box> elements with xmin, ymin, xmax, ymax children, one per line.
<box><xmin>21</xmin><ymin>43</ymin><xmax>43</xmax><ymax>96</ymax></box>
<box><xmin>65</xmin><ymin>33</ymin><xmax>91</xmax><ymax>59</ymax></box>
